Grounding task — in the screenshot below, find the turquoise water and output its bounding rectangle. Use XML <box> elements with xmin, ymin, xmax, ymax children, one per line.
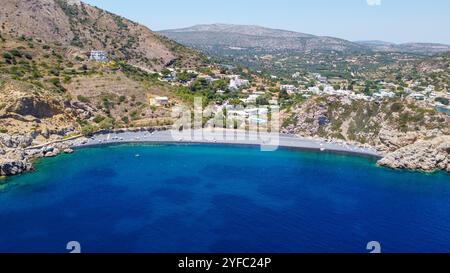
<box><xmin>0</xmin><ymin>144</ymin><xmax>449</xmax><ymax>253</ymax></box>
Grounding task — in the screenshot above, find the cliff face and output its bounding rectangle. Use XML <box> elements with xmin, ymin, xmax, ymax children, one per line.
<box><xmin>282</xmin><ymin>96</ymin><xmax>450</xmax><ymax>172</ymax></box>
<box><xmin>0</xmin><ymin>0</ymin><xmax>203</xmax><ymax>71</ymax></box>
<box><xmin>0</xmin><ymin>77</ymin><xmax>91</xmax><ymax>177</ymax></box>
<box><xmin>378</xmin><ymin>136</ymin><xmax>450</xmax><ymax>172</ymax></box>
<box><xmin>0</xmin><ymin>79</ymin><xmax>79</xmax><ymax>136</ymax></box>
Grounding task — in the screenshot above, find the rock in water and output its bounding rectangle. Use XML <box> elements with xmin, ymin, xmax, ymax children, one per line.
<box><xmin>44</xmin><ymin>148</ymin><xmax>60</xmax><ymax>157</ymax></box>
<box><xmin>64</xmin><ymin>148</ymin><xmax>74</xmax><ymax>154</ymax></box>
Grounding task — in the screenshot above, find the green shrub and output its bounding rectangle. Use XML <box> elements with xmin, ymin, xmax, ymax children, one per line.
<box><xmin>10</xmin><ymin>49</ymin><xmax>22</xmax><ymax>57</ymax></box>
<box><xmin>49</xmin><ymin>67</ymin><xmax>60</xmax><ymax>76</ymax></box>
<box><xmin>77</xmin><ymin>95</ymin><xmax>90</xmax><ymax>103</ymax></box>
<box><xmin>63</xmin><ymin>75</ymin><xmax>71</xmax><ymax>84</ymax></box>
<box><xmin>130</xmin><ymin>111</ymin><xmax>139</xmax><ymax>120</ymax></box>
<box><xmin>3</xmin><ymin>52</ymin><xmax>13</xmax><ymax>60</ymax></box>
<box><xmin>390</xmin><ymin>102</ymin><xmax>404</xmax><ymax>112</ymax></box>
<box><xmin>0</xmin><ymin>128</ymin><xmax>7</xmax><ymax>133</ymax></box>
<box><xmin>99</xmin><ymin>117</ymin><xmax>115</xmax><ymax>129</ymax></box>
<box><xmin>48</xmin><ymin>77</ymin><xmax>66</xmax><ymax>92</ymax></box>
<box><xmin>93</xmin><ymin>115</ymin><xmax>106</xmax><ymax>123</ymax></box>
<box><xmin>81</xmin><ymin>124</ymin><xmax>97</xmax><ymax>136</ymax></box>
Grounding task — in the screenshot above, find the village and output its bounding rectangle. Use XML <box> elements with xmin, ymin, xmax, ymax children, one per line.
<box><xmin>86</xmin><ymin>49</ymin><xmax>450</xmax><ymax>130</ymax></box>
<box><xmin>150</xmin><ymin>57</ymin><xmax>450</xmax><ymax>125</ymax></box>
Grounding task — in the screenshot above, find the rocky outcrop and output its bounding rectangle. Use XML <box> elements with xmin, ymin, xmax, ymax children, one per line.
<box><xmin>4</xmin><ymin>96</ymin><xmax>62</xmax><ymax>119</ymax></box>
<box><xmin>0</xmin><ymin>134</ymin><xmax>33</xmax><ymax>148</ymax></box>
<box><xmin>0</xmin><ymin>152</ymin><xmax>33</xmax><ymax>176</ymax></box>
<box><xmin>282</xmin><ymin>96</ymin><xmax>450</xmax><ymax>172</ymax></box>
<box><xmin>68</xmin><ymin>101</ymin><xmax>95</xmax><ymax>120</ymax></box>
<box><xmin>378</xmin><ymin>136</ymin><xmax>450</xmax><ymax>172</ymax></box>
<box><xmin>377</xmin><ymin>129</ymin><xmax>418</xmax><ymax>152</ymax></box>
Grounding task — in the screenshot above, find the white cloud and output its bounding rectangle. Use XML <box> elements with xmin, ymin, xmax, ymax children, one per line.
<box><xmin>367</xmin><ymin>0</ymin><xmax>382</xmax><ymax>6</ymax></box>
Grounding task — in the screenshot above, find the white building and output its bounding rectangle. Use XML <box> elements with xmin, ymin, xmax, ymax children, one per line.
<box><xmin>151</xmin><ymin>96</ymin><xmax>169</xmax><ymax>106</ymax></box>
<box><xmin>314</xmin><ymin>74</ymin><xmax>327</xmax><ymax>83</ymax></box>
<box><xmin>323</xmin><ymin>85</ymin><xmax>335</xmax><ymax>94</ymax></box>
<box><xmin>374</xmin><ymin>90</ymin><xmax>395</xmax><ymax>99</ymax></box>
<box><xmin>336</xmin><ymin>89</ymin><xmax>354</xmax><ymax>97</ymax></box>
<box><xmin>280</xmin><ymin>85</ymin><xmax>298</xmax><ymax>94</ymax></box>
<box><xmin>351</xmin><ymin>93</ymin><xmax>371</xmax><ymax>101</ymax></box>
<box><xmin>89</xmin><ymin>50</ymin><xmax>108</xmax><ymax>62</ymax></box>
<box><xmin>404</xmin><ymin>88</ymin><xmax>413</xmax><ymax>94</ymax></box>
<box><xmin>292</xmin><ymin>72</ymin><xmax>301</xmax><ymax>79</ymax></box>
<box><xmin>229</xmin><ymin>75</ymin><xmax>250</xmax><ymax>90</ymax></box>
<box><xmin>410</xmin><ymin>93</ymin><xmax>425</xmax><ymax>100</ymax></box>
<box><xmin>307</xmin><ymin>86</ymin><xmax>321</xmax><ymax>94</ymax></box>
<box><xmin>242</xmin><ymin>94</ymin><xmax>261</xmax><ymax>104</ymax></box>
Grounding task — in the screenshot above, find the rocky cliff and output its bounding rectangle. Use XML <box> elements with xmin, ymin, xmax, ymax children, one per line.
<box><xmin>378</xmin><ymin>136</ymin><xmax>450</xmax><ymax>172</ymax></box>
<box><xmin>282</xmin><ymin>96</ymin><xmax>450</xmax><ymax>172</ymax></box>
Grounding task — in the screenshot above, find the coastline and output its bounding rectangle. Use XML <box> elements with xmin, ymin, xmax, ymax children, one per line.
<box><xmin>2</xmin><ymin>127</ymin><xmax>449</xmax><ymax>179</ymax></box>
<box><xmin>71</xmin><ymin>129</ymin><xmax>382</xmax><ymax>159</ymax></box>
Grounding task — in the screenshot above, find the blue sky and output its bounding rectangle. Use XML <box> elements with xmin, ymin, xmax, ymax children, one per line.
<box><xmin>82</xmin><ymin>0</ymin><xmax>450</xmax><ymax>44</ymax></box>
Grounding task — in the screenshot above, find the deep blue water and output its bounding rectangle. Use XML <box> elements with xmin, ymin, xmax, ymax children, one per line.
<box><xmin>0</xmin><ymin>144</ymin><xmax>449</xmax><ymax>253</ymax></box>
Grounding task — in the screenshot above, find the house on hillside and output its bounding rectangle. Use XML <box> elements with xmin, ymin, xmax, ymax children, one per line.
<box><xmin>280</xmin><ymin>85</ymin><xmax>298</xmax><ymax>94</ymax></box>
<box><xmin>229</xmin><ymin>76</ymin><xmax>250</xmax><ymax>90</ymax></box>
<box><xmin>151</xmin><ymin>96</ymin><xmax>170</xmax><ymax>106</ymax></box>
<box><xmin>89</xmin><ymin>50</ymin><xmax>108</xmax><ymax>62</ymax></box>
<box><xmin>373</xmin><ymin>90</ymin><xmax>395</xmax><ymax>100</ymax></box>
<box><xmin>410</xmin><ymin>93</ymin><xmax>425</xmax><ymax>100</ymax></box>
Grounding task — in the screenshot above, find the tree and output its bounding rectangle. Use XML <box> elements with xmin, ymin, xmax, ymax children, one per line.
<box><xmin>81</xmin><ymin>124</ymin><xmax>97</xmax><ymax>136</ymax></box>
<box><xmin>279</xmin><ymin>90</ymin><xmax>289</xmax><ymax>100</ymax></box>
<box><xmin>161</xmin><ymin>68</ymin><xmax>172</xmax><ymax>77</ymax></box>
<box><xmin>256</xmin><ymin>96</ymin><xmax>269</xmax><ymax>106</ymax></box>
<box><xmin>99</xmin><ymin>117</ymin><xmax>115</xmax><ymax>129</ymax></box>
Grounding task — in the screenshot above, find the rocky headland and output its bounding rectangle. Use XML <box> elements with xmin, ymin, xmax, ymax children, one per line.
<box><xmin>282</xmin><ymin>96</ymin><xmax>450</xmax><ymax>173</ymax></box>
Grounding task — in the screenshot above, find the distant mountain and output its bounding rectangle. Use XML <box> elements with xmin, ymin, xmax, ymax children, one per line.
<box><xmin>159</xmin><ymin>24</ymin><xmax>367</xmax><ymax>54</ymax></box>
<box><xmin>357</xmin><ymin>40</ymin><xmax>395</xmax><ymax>46</ymax></box>
<box><xmin>159</xmin><ymin>24</ymin><xmax>450</xmax><ymax>58</ymax></box>
<box><xmin>165</xmin><ymin>24</ymin><xmax>315</xmax><ymax>38</ymax></box>
<box><xmin>356</xmin><ymin>41</ymin><xmax>450</xmax><ymax>55</ymax></box>
<box><xmin>0</xmin><ymin>0</ymin><xmax>203</xmax><ymax>71</ymax></box>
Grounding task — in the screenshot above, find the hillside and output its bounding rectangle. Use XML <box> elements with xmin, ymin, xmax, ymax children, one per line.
<box><xmin>159</xmin><ymin>24</ymin><xmax>450</xmax><ymax>77</ymax></box>
<box><xmin>0</xmin><ymin>0</ymin><xmax>204</xmax><ymax>71</ymax></box>
<box><xmin>0</xmin><ymin>1</ymin><xmax>205</xmax><ymax>176</ymax></box>
<box><xmin>357</xmin><ymin>41</ymin><xmax>450</xmax><ymax>55</ymax></box>
<box><xmin>160</xmin><ymin>24</ymin><xmax>366</xmax><ymax>53</ymax></box>
<box><xmin>361</xmin><ymin>51</ymin><xmax>450</xmax><ymax>91</ymax></box>
<box><xmin>0</xmin><ymin>31</ymin><xmax>178</xmax><ymax>134</ymax></box>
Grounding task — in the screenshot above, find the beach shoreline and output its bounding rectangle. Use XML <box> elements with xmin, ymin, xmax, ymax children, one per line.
<box><xmin>0</xmin><ymin>127</ymin><xmax>382</xmax><ymax>178</ymax></box>
<box><xmin>71</xmin><ymin>129</ymin><xmax>382</xmax><ymax>159</ymax></box>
